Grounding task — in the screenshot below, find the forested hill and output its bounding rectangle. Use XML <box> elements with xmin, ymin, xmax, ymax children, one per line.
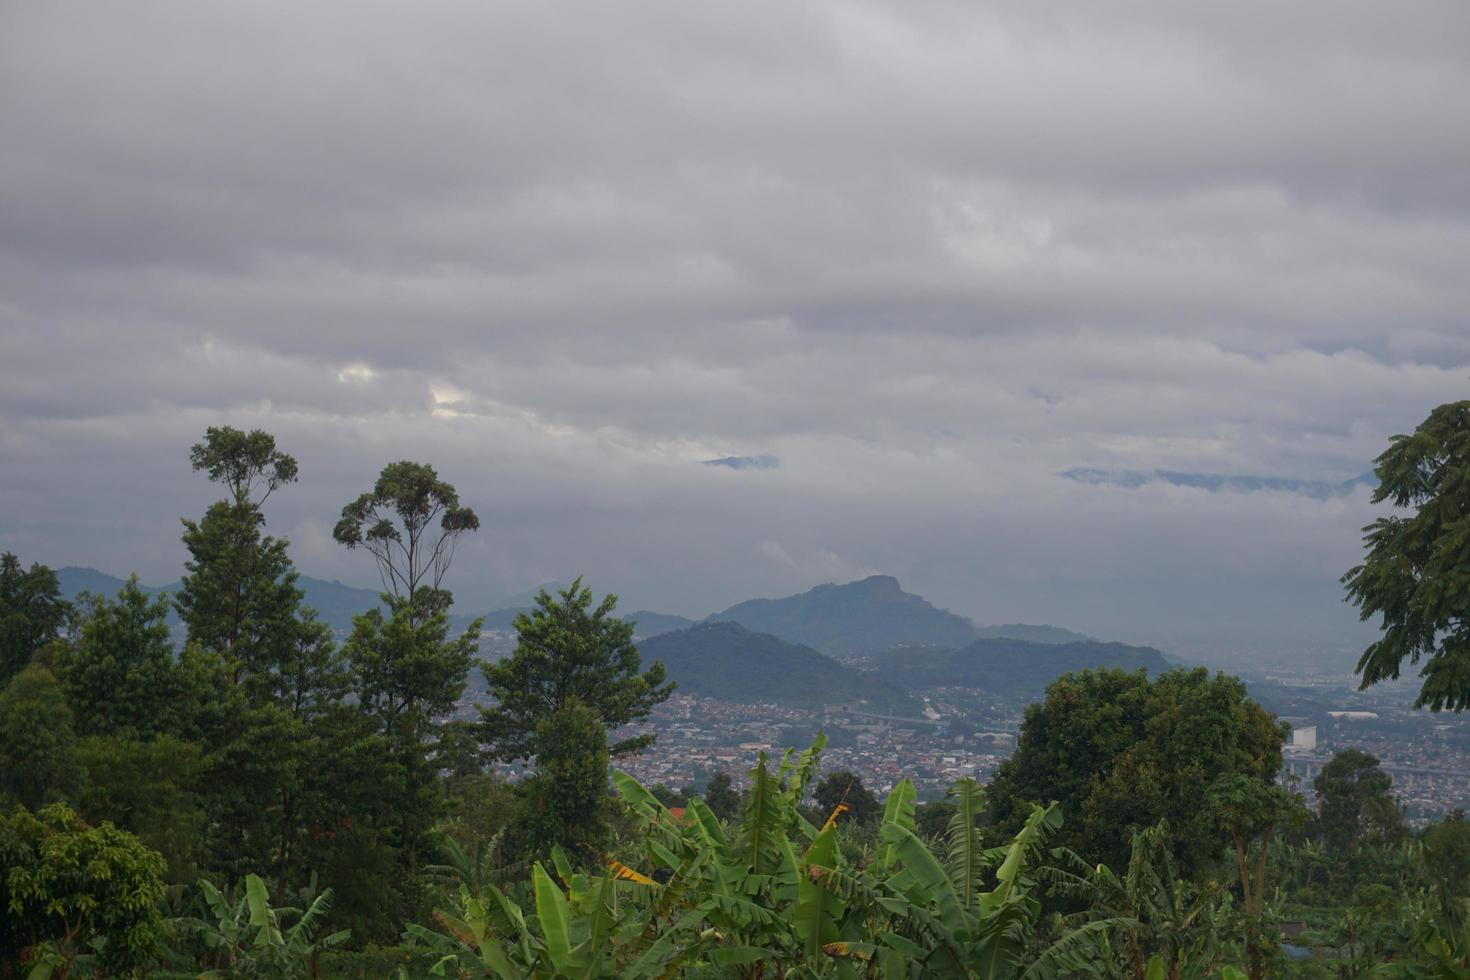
<box><xmin>872</xmin><ymin>638</ymin><xmax>1170</xmax><ymax>698</ymax></box>
<box><xmin>709</xmin><ymin>574</ymin><xmax>978</xmax><ymax>655</ymax></box>
<box><xmin>639</xmin><ymin>620</ymin><xmax>916</xmax><ymax>713</ymax></box>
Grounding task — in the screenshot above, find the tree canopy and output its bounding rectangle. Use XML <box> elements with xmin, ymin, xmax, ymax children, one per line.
<box><xmin>1345</xmin><ymin>399</ymin><xmax>1470</xmax><ymax>710</ymax></box>
<box><xmin>333</xmin><ymin>460</ymin><xmax>479</xmax><ymax>621</ymax></box>
<box><xmin>480</xmin><ymin>578</ymin><xmax>673</xmax><ymax>762</ymax></box>
<box><xmin>985</xmin><ymin>667</ymin><xmax>1286</xmax><ymax>878</ymax></box>
<box><xmin>0</xmin><ymin>553</ymin><xmax>68</xmax><ymax>687</ymax></box>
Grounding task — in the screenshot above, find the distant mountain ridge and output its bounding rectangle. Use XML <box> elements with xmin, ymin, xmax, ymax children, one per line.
<box><xmin>55</xmin><ymin>566</ymin><xmax>1165</xmax><ymax>705</ymax></box>
<box><xmin>639</xmin><ymin>621</ymin><xmax>915</xmax><ymax>713</ymax></box>
<box><xmin>706</xmin><ymin>574</ymin><xmax>1092</xmax><ymax>656</ymax></box>
<box><xmin>709</xmin><ymin>575</ymin><xmax>977</xmax><ymax>655</ymax></box>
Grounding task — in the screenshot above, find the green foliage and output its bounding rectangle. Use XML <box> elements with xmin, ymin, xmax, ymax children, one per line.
<box><xmin>182</xmin><ymin>873</ymin><xmax>349</xmax><ymax>978</ymax></box>
<box><xmin>189</xmin><ymin>425</ymin><xmax>299</xmax><ymax>507</ymax></box>
<box><xmin>0</xmin><ymin>666</ymin><xmax>76</xmax><ymax>811</ymax></box>
<box><xmin>1312</xmin><ymin>749</ymin><xmax>1406</xmax><ymax>853</ymax></box>
<box><xmin>516</xmin><ymin>698</ymin><xmax>611</xmax><ymax>865</ymax></box>
<box><xmin>57</xmin><ymin>577</ymin><xmax>185</xmax><ymax>739</ymax></box>
<box><xmin>333</xmin><ymin>460</ymin><xmax>479</xmax><ymax>621</ymax></box>
<box><xmin>986</xmin><ymin>667</ymin><xmax>1286</xmax><ymax>879</ymax></box>
<box><xmin>1425</xmin><ymin>811</ymin><xmax>1470</xmax><ymax>899</ymax></box>
<box><xmin>813</xmin><ymin>769</ymin><xmax>881</xmax><ymax>827</ymax></box>
<box><xmin>71</xmin><ymin>734</ymin><xmax>205</xmax><ymax>883</ymax></box>
<box><xmin>411</xmin><ymin>737</ymin><xmax>1067</xmax><ymax>978</ymax></box>
<box><xmin>345</xmin><ymin>602</ymin><xmax>476</xmax><ymax>734</ymax></box>
<box><xmin>1034</xmin><ymin>820</ymin><xmax>1234</xmax><ymax>979</ymax></box>
<box><xmin>0</xmin><ymin>803</ymin><xmax>166</xmax><ymax>978</ymax></box>
<box><xmin>700</xmin><ymin>772</ymin><xmax>742</xmax><ymax>823</ymax></box>
<box><xmin>1344</xmin><ymin>399</ymin><xmax>1470</xmax><ymax>710</ymax></box>
<box><xmin>480</xmin><ymin>578</ymin><xmax>672</xmax><ymax>762</ymax></box>
<box><xmin>0</xmin><ymin>553</ymin><xmax>68</xmax><ymax>688</ymax></box>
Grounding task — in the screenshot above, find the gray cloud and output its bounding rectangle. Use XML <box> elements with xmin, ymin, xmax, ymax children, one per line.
<box><xmin>1060</xmin><ymin>468</ymin><xmax>1374</xmax><ymax>500</ymax></box>
<box><xmin>704</xmin><ymin>455</ymin><xmax>779</xmax><ymax>471</ymax></box>
<box><xmin>2</xmin><ymin>0</ymin><xmax>1468</xmax><ymax>665</ymax></box>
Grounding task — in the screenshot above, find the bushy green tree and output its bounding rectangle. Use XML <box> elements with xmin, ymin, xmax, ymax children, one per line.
<box><xmin>71</xmin><ymin>734</ymin><xmax>205</xmax><ymax>884</ymax></box>
<box><xmin>1344</xmin><ymin>399</ymin><xmax>1470</xmax><ymax>710</ymax></box>
<box><xmin>0</xmin><ymin>666</ymin><xmax>76</xmax><ymax>810</ymax></box>
<box><xmin>1425</xmin><ymin>810</ymin><xmax>1470</xmax><ymax>899</ymax></box>
<box><xmin>813</xmin><ymin>769</ymin><xmax>881</xmax><ymax>827</ymax></box>
<box><xmin>480</xmin><ymin>579</ymin><xmax>673</xmax><ymax>763</ymax></box>
<box><xmin>56</xmin><ymin>578</ymin><xmax>184</xmax><ymax>738</ymax></box>
<box><xmin>986</xmin><ymin>667</ymin><xmax>1286</xmax><ymax>879</ymax></box>
<box><xmin>177</xmin><ymin>426</ymin><xmax>308</xmax><ymax>693</ymax></box>
<box><xmin>0</xmin><ymin>553</ymin><xmax>68</xmax><ymax>687</ymax></box>
<box><xmin>701</xmin><ymin>771</ymin><xmax>743</xmax><ymax>823</ymax></box>
<box><xmin>517</xmin><ymin>698</ymin><xmax>611</xmax><ymax>864</ymax></box>
<box><xmin>1312</xmin><ymin>749</ymin><xmax>1405</xmax><ymax>853</ymax></box>
<box><xmin>0</xmin><ymin>804</ymin><xmax>167</xmax><ymax>978</ymax></box>
<box><xmin>1207</xmin><ymin>774</ymin><xmax>1304</xmax><ymax>980</ymax></box>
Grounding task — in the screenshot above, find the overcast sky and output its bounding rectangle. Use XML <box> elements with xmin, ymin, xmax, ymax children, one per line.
<box><xmin>3</xmin><ymin>1</ymin><xmax>1468</xmax><ymax>662</ymax></box>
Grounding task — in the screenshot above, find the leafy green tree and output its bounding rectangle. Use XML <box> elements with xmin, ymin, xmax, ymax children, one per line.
<box><xmin>1425</xmin><ymin>810</ymin><xmax>1470</xmax><ymax>899</ymax></box>
<box><xmin>0</xmin><ymin>666</ymin><xmax>76</xmax><ymax>810</ymax></box>
<box><xmin>333</xmin><ymin>461</ymin><xmax>483</xmax><ymax>889</ymax></box>
<box><xmin>345</xmin><ymin>603</ymin><xmax>476</xmax><ymax>734</ymax></box>
<box><xmin>72</xmin><ymin>734</ymin><xmax>205</xmax><ymax>884</ymax></box>
<box><xmin>0</xmin><ymin>804</ymin><xmax>166</xmax><ymax>978</ymax></box>
<box><xmin>1313</xmin><ymin>749</ymin><xmax>1405</xmax><ymax>853</ymax></box>
<box><xmin>480</xmin><ymin>579</ymin><xmax>673</xmax><ymax>763</ymax></box>
<box><xmin>698</xmin><ymin>772</ymin><xmax>742</xmax><ymax>823</ymax></box>
<box><xmin>1344</xmin><ymin>399</ymin><xmax>1470</xmax><ymax>710</ymax></box>
<box><xmin>177</xmin><ymin>426</ymin><xmax>309</xmax><ymax>692</ymax></box>
<box><xmin>516</xmin><ymin>698</ymin><xmax>611</xmax><ymax>864</ymax></box>
<box><xmin>0</xmin><ymin>553</ymin><xmax>68</xmax><ymax>687</ymax></box>
<box><xmin>55</xmin><ymin>578</ymin><xmax>184</xmax><ymax>738</ymax></box>
<box><xmin>986</xmin><ymin>667</ymin><xmax>1286</xmax><ymax>879</ymax></box>
<box><xmin>1207</xmin><ymin>774</ymin><xmax>1304</xmax><ymax>980</ymax></box>
<box><xmin>812</xmin><ymin>770</ymin><xmax>881</xmax><ymax>827</ymax></box>
<box><xmin>332</xmin><ymin>460</ymin><xmax>479</xmax><ymax>623</ymax></box>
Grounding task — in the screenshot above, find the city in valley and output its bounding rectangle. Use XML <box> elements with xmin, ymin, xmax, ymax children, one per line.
<box><xmin>469</xmin><ymin>664</ymin><xmax>1470</xmax><ymax>824</ymax></box>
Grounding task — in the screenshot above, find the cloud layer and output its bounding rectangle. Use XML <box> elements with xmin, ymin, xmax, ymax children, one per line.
<box><xmin>3</xmin><ymin>1</ymin><xmax>1468</xmax><ymax>663</ymax></box>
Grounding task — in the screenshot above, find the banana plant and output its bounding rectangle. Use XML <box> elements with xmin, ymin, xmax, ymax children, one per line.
<box><xmin>1027</xmin><ymin>820</ymin><xmax>1230</xmax><ymax>979</ymax></box>
<box><xmin>181</xmin><ymin>873</ymin><xmax>348</xmax><ymax>979</ymax></box>
<box><xmin>403</xmin><ymin>844</ymin><xmax>712</xmax><ymax>978</ymax></box>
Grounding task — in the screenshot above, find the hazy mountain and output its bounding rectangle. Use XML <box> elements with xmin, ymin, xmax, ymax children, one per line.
<box><xmin>709</xmin><ymin>575</ymin><xmax>978</xmax><ymax>656</ymax></box>
<box><xmin>971</xmin><ymin>623</ymin><xmax>1093</xmax><ymax>644</ymax></box>
<box><xmin>623</xmin><ymin>610</ymin><xmax>696</xmax><ymax>639</ymax></box>
<box><xmin>873</xmin><ymin>638</ymin><xmax>1170</xmax><ymax>698</ymax></box>
<box><xmin>55</xmin><ymin>566</ymin><xmax>386</xmax><ymax>633</ymax></box>
<box><xmin>56</xmin><ymin>566</ymin><xmax>161</xmax><ymax>601</ymax></box>
<box><xmin>640</xmin><ymin>621</ymin><xmax>916</xmax><ymax>713</ymax></box>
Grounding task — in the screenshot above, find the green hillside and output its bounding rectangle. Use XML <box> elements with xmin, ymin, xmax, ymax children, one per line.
<box><xmin>640</xmin><ymin>620</ymin><xmax>916</xmax><ymax>712</ymax></box>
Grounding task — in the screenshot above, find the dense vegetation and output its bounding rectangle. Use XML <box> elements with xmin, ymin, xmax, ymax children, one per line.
<box><xmin>4</xmin><ymin>400</ymin><xmax>1470</xmax><ymax>977</ymax></box>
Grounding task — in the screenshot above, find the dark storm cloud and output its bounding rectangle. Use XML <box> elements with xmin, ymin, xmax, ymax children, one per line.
<box><xmin>2</xmin><ymin>0</ymin><xmax>1468</xmax><ymax>656</ymax></box>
